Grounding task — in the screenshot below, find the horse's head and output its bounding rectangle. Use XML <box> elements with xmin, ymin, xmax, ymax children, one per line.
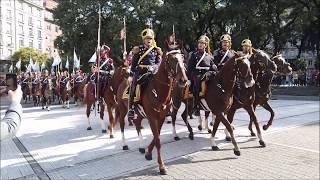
<box><xmin>165</xmin><ymin>50</ymin><xmax>188</xmax><ymax>87</ymax></box>
<box><xmin>48</xmin><ymin>78</ymin><xmax>53</xmax><ymax>90</ymax></box>
<box><xmin>234</xmin><ymin>53</ymin><xmax>255</xmax><ymax>88</ymax></box>
<box><xmin>271</xmin><ymin>54</ymin><xmax>292</xmax><ymax>75</ymax></box>
<box><xmin>251</xmin><ymin>49</ymin><xmax>277</xmax><ymax>73</ymax></box>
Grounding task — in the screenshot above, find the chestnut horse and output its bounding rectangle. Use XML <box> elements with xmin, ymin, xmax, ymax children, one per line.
<box><xmin>21</xmin><ymin>77</ymin><xmax>31</xmax><ymax>103</ymax></box>
<box><xmin>223</xmin><ymin>49</ymin><xmax>277</xmax><ymax>146</ymax></box>
<box><xmin>84</xmin><ymin>66</ymin><xmax>128</xmax><ymax>136</ymax></box>
<box><xmin>247</xmin><ymin>54</ymin><xmax>292</xmax><ymax>133</ymax></box>
<box><xmin>61</xmin><ymin>80</ymin><xmax>72</xmax><ymax>109</ymax></box>
<box><xmin>41</xmin><ymin>78</ymin><xmax>53</xmax><ymax>111</ymax></box>
<box><xmin>32</xmin><ymin>82</ymin><xmax>41</xmax><ymax>107</ymax></box>
<box><xmin>115</xmin><ymin>50</ymin><xmax>187</xmax><ymax>174</ymax></box>
<box><xmin>73</xmin><ymin>77</ymin><xmax>86</xmax><ymax>106</ymax></box>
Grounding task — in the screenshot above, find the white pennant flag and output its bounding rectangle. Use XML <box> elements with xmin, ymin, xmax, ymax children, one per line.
<box><xmin>33</xmin><ymin>60</ymin><xmax>40</xmax><ymax>72</ymax></box>
<box><xmin>88</xmin><ymin>52</ymin><xmax>96</xmax><ymax>63</ymax></box>
<box><xmin>9</xmin><ymin>64</ymin><xmax>13</xmax><ymax>73</ymax></box>
<box><xmin>65</xmin><ymin>56</ymin><xmax>69</xmax><ymax>69</ymax></box>
<box><xmin>74</xmin><ymin>49</ymin><xmax>80</xmax><ymax>69</ymax></box>
<box><xmin>52</xmin><ymin>51</ymin><xmax>62</xmax><ymax>67</ymax></box>
<box><xmin>16</xmin><ymin>59</ymin><xmax>21</xmax><ymax>69</ymax></box>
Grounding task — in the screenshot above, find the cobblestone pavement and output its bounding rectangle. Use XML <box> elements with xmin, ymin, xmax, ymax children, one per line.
<box><xmin>1</xmin><ymin>99</ymin><xmax>319</xmax><ymax>179</ymax></box>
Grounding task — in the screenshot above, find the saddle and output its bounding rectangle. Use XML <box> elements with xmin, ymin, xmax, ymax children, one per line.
<box><xmin>122</xmin><ymin>73</ymin><xmax>152</xmax><ymax>102</ymax></box>
<box><xmin>184</xmin><ymin>80</ymin><xmax>207</xmax><ymax>99</ymax></box>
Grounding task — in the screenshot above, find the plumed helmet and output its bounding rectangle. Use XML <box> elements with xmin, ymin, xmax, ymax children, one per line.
<box><xmin>141</xmin><ymin>28</ymin><xmax>155</xmax><ymax>39</ymax></box>
<box><xmin>220</xmin><ymin>34</ymin><xmax>232</xmax><ymax>42</ymax></box>
<box><xmin>198</xmin><ymin>35</ymin><xmax>210</xmax><ymax>44</ymax></box>
<box><xmin>241</xmin><ymin>39</ymin><xmax>252</xmax><ymax>47</ymax></box>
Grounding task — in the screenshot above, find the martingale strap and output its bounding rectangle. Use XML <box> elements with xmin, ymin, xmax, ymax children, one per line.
<box><xmin>137</xmin><ymin>46</ymin><xmax>155</xmax><ymax>65</ymax></box>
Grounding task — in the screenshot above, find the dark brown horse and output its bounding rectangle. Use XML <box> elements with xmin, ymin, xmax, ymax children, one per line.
<box><xmin>41</xmin><ymin>78</ymin><xmax>53</xmax><ymax>111</ymax></box>
<box><xmin>224</xmin><ymin>49</ymin><xmax>277</xmax><ymax>146</ymax></box>
<box><xmin>61</xmin><ymin>80</ymin><xmax>72</xmax><ymax>109</ymax></box>
<box><xmin>84</xmin><ymin>66</ymin><xmax>128</xmax><ymax>136</ymax></box>
<box><xmin>73</xmin><ymin>77</ymin><xmax>86</xmax><ymax>106</ymax></box>
<box><xmin>204</xmin><ymin>53</ymin><xmax>254</xmax><ymax>155</ymax></box>
<box><xmin>21</xmin><ymin>77</ymin><xmax>31</xmax><ymax>103</ymax></box>
<box><xmin>247</xmin><ymin>54</ymin><xmax>292</xmax><ymax>133</ymax></box>
<box><xmin>32</xmin><ymin>82</ymin><xmax>41</xmax><ymax>106</ymax></box>
<box><xmin>115</xmin><ymin>50</ymin><xmax>187</xmax><ymax>174</ymax></box>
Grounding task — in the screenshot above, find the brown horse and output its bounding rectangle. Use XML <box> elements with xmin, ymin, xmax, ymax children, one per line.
<box><xmin>203</xmin><ymin>53</ymin><xmax>254</xmax><ymax>155</ymax></box>
<box><xmin>41</xmin><ymin>78</ymin><xmax>53</xmax><ymax>111</ymax></box>
<box><xmin>247</xmin><ymin>54</ymin><xmax>292</xmax><ymax>133</ymax></box>
<box><xmin>73</xmin><ymin>77</ymin><xmax>86</xmax><ymax>106</ymax></box>
<box><xmin>223</xmin><ymin>49</ymin><xmax>277</xmax><ymax>146</ymax></box>
<box><xmin>61</xmin><ymin>80</ymin><xmax>72</xmax><ymax>109</ymax></box>
<box><xmin>21</xmin><ymin>77</ymin><xmax>31</xmax><ymax>103</ymax></box>
<box><xmin>84</xmin><ymin>66</ymin><xmax>128</xmax><ymax>136</ymax></box>
<box><xmin>115</xmin><ymin>50</ymin><xmax>187</xmax><ymax>174</ymax></box>
<box><xmin>32</xmin><ymin>82</ymin><xmax>41</xmax><ymax>106</ymax></box>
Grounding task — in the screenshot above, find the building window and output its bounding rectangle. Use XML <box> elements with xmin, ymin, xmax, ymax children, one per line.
<box><xmin>18</xmin><ymin>13</ymin><xmax>23</xmax><ymax>23</ymax></box>
<box><xmin>7</xmin><ymin>9</ymin><xmax>12</xmax><ymax>20</ymax></box>
<box><xmin>38</xmin><ymin>9</ymin><xmax>41</xmax><ymax>17</ymax></box>
<box><xmin>47</xmin><ymin>24</ymin><xmax>51</xmax><ymax>30</ymax></box>
<box><xmin>38</xmin><ymin>41</ymin><xmax>42</xmax><ymax>49</ymax></box>
<box><xmin>29</xmin><ymin>28</ymin><xmax>33</xmax><ymax>37</ymax></box>
<box><xmin>29</xmin><ymin>40</ymin><xmax>33</xmax><ymax>47</ymax></box>
<box><xmin>8</xmin><ymin>49</ymin><xmax>13</xmax><ymax>56</ymax></box>
<box><xmin>37</xmin><ymin>20</ymin><xmax>42</xmax><ymax>28</ymax></box>
<box><xmin>55</xmin><ymin>26</ymin><xmax>59</xmax><ymax>33</ymax></box>
<box><xmin>18</xmin><ymin>1</ymin><xmax>23</xmax><ymax>9</ymax></box>
<box><xmin>7</xmin><ymin>36</ymin><xmax>13</xmax><ymax>46</ymax></box>
<box><xmin>28</xmin><ymin>17</ymin><xmax>33</xmax><ymax>26</ymax></box>
<box><xmin>0</xmin><ymin>48</ymin><xmax>3</xmax><ymax>57</ymax></box>
<box><xmin>18</xmin><ymin>25</ymin><xmax>23</xmax><ymax>34</ymax></box>
<box><xmin>38</xmin><ymin>30</ymin><xmax>42</xmax><ymax>38</ymax></box>
<box><xmin>6</xmin><ymin>22</ymin><xmax>12</xmax><ymax>34</ymax></box>
<box><xmin>28</xmin><ymin>5</ymin><xmax>32</xmax><ymax>13</ymax></box>
<box><xmin>19</xmin><ymin>39</ymin><xmax>24</xmax><ymax>47</ymax></box>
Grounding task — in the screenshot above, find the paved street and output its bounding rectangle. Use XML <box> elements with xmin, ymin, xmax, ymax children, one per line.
<box><xmin>1</xmin><ymin>98</ymin><xmax>319</xmax><ymax>179</ymax></box>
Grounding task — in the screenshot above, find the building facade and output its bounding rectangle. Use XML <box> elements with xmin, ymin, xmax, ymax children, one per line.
<box><xmin>43</xmin><ymin>0</ymin><xmax>61</xmax><ymax>57</ymax></box>
<box><xmin>0</xmin><ymin>0</ymin><xmax>44</xmax><ymax>62</ymax></box>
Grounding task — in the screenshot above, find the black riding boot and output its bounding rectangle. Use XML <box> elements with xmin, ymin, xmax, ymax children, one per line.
<box><xmin>127</xmin><ymin>84</ymin><xmax>136</xmax><ymax>118</ymax></box>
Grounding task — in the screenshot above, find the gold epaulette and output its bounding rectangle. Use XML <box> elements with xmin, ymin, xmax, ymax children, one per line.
<box><xmin>156</xmin><ymin>47</ymin><xmax>163</xmax><ymax>56</ymax></box>
<box><xmin>131</xmin><ymin>46</ymin><xmax>139</xmax><ymax>54</ymax></box>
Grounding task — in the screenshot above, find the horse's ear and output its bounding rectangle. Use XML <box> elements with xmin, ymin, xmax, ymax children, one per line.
<box><xmin>252</xmin><ymin>48</ymin><xmax>257</xmax><ymax>53</ymax></box>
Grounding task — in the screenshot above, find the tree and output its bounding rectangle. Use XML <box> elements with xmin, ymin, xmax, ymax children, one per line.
<box><xmin>11</xmin><ymin>48</ymin><xmax>49</xmax><ymax>71</ymax></box>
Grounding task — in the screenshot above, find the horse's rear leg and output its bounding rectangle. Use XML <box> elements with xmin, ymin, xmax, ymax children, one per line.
<box><xmin>219</xmin><ymin>113</ymin><xmax>241</xmax><ymax>156</ymax></box>
<box><xmin>171</xmin><ymin>107</ymin><xmax>180</xmax><ymax>141</ymax></box>
<box><xmin>99</xmin><ymin>104</ymin><xmax>107</xmax><ymax>134</ymax></box>
<box><xmin>197</xmin><ymin>110</ymin><xmax>203</xmax><ymax>131</ymax></box>
<box><xmin>244</xmin><ymin>106</ymin><xmax>266</xmax><ymax>147</ymax></box>
<box><xmin>261</xmin><ymin>102</ymin><xmax>274</xmax><ymax>131</ymax></box>
<box><xmin>86</xmin><ymin>102</ymin><xmax>93</xmax><ymax>130</ymax></box>
<box><xmin>204</xmin><ymin>111</ymin><xmax>211</xmax><ymax>133</ymax></box>
<box><xmin>134</xmin><ymin>117</ymin><xmax>145</xmax><ymax>154</ymax></box>
<box><xmin>225</xmin><ymin>107</ymin><xmax>237</xmax><ymax>141</ymax></box>
<box><xmin>106</xmin><ymin>105</ymin><xmax>114</xmax><ymax>138</ymax></box>
<box><xmin>119</xmin><ymin>106</ymin><xmax>128</xmax><ymax>150</ymax></box>
<box><xmin>180</xmin><ymin>104</ymin><xmax>194</xmax><ymax>140</ymax></box>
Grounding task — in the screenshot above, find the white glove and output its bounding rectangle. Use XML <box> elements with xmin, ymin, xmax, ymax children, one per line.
<box><xmin>148</xmin><ymin>65</ymin><xmax>155</xmax><ymax>72</ymax></box>
<box><xmin>128</xmin><ymin>76</ymin><xmax>133</xmax><ymax>82</ymax></box>
<box><xmin>186</xmin><ymin>80</ymin><xmax>191</xmax><ymax>86</ymax></box>
<box><xmin>110</xmin><ymin>70</ymin><xmax>114</xmax><ymax>75</ymax></box>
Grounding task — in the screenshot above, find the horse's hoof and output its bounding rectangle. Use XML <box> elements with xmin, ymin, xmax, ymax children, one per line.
<box><xmin>225</xmin><ymin>137</ymin><xmax>232</xmax><ymax>142</ymax></box>
<box><xmin>110</xmin><ymin>134</ymin><xmax>114</xmax><ymax>139</ymax></box>
<box><xmin>87</xmin><ymin>127</ymin><xmax>92</xmax><ymax>130</ymax></box>
<box><xmin>122</xmin><ymin>145</ymin><xmax>129</xmax><ymax>150</ymax></box>
<box><xmin>166</xmin><ymin>120</ymin><xmax>171</xmax><ymax>124</ymax></box>
<box><xmin>174</xmin><ymin>136</ymin><xmax>180</xmax><ymax>141</ymax></box>
<box><xmin>47</xmin><ymin>108</ymin><xmax>50</xmax><ymax>111</ymax></box>
<box><xmin>139</xmin><ymin>148</ymin><xmax>145</xmax><ymax>154</ymax></box>
<box><xmin>129</xmin><ymin>122</ymin><xmax>133</xmax><ymax>126</ymax></box>
<box><xmin>101</xmin><ymin>129</ymin><xmax>107</xmax><ymax>134</ymax></box>
<box><xmin>140</xmin><ymin>126</ymin><xmax>144</xmax><ymax>129</ymax></box>
<box><xmin>145</xmin><ymin>153</ymin><xmax>152</xmax><ymax>160</ymax></box>
<box><xmin>189</xmin><ymin>133</ymin><xmax>194</xmax><ymax>140</ymax></box>
<box><xmin>159</xmin><ymin>168</ymin><xmax>167</xmax><ymax>175</ymax></box>
<box><xmin>189</xmin><ymin>115</ymin><xmax>194</xmax><ymax>119</ymax></box>
<box><xmin>263</xmin><ymin>125</ymin><xmax>268</xmax><ymax>131</ymax></box>
<box><xmin>259</xmin><ymin>140</ymin><xmax>266</xmax><ymax>147</ymax></box>
<box><xmin>250</xmin><ymin>132</ymin><xmax>256</xmax><ymax>136</ymax></box>
<box><xmin>212</xmin><ymin>146</ymin><xmax>219</xmax><ymax>151</ymax></box>
<box><xmin>234</xmin><ymin>149</ymin><xmax>241</xmax><ymax>156</ymax></box>
<box><xmin>208</xmin><ymin>129</ymin><xmax>212</xmax><ymax>134</ymax></box>
<box><xmin>198</xmin><ymin>125</ymin><xmax>202</xmax><ymax>131</ymax></box>
<box><xmin>42</xmin><ymin>107</ymin><xmax>44</xmax><ymax>110</ymax></box>
<box><xmin>210</xmin><ymin>122</ymin><xmax>213</xmax><ymax>126</ymax></box>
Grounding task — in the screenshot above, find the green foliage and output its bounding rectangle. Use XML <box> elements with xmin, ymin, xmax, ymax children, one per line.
<box><xmin>11</xmin><ymin>47</ymin><xmax>49</xmax><ymax>70</ymax></box>
<box><xmin>53</xmin><ymin>0</ymin><xmax>319</xmax><ymax>72</ymax></box>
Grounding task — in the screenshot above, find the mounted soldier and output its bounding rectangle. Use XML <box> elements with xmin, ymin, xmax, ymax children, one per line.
<box><xmin>241</xmin><ymin>39</ymin><xmax>253</xmax><ymax>57</ymax></box>
<box><xmin>31</xmin><ymin>72</ymin><xmax>40</xmax><ymax>94</ymax></box>
<box><xmin>97</xmin><ymin>44</ymin><xmax>114</xmax><ymax>102</ymax></box>
<box><xmin>59</xmin><ymin>70</ymin><xmax>69</xmax><ymax>96</ymax></box>
<box><xmin>41</xmin><ymin>70</ymin><xmax>50</xmax><ymax>95</ymax></box>
<box><xmin>187</xmin><ymin>35</ymin><xmax>217</xmax><ymax>116</ymax></box>
<box><xmin>127</xmin><ymin>28</ymin><xmax>163</xmax><ymax>118</ymax></box>
<box><xmin>213</xmin><ymin>34</ymin><xmax>236</xmax><ymax>70</ymax></box>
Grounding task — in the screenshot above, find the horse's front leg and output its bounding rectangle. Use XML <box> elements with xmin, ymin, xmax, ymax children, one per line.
<box><xmin>244</xmin><ymin>106</ymin><xmax>266</xmax><ymax>147</ymax></box>
<box><xmin>99</xmin><ymin>103</ymin><xmax>107</xmax><ymax>134</ymax></box>
<box><xmin>261</xmin><ymin>102</ymin><xmax>274</xmax><ymax>131</ymax></box>
<box><xmin>86</xmin><ymin>101</ymin><xmax>93</xmax><ymax>130</ymax></box>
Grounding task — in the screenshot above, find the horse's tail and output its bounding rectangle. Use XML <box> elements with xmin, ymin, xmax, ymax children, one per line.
<box><xmin>81</xmin><ymin>84</ymin><xmax>88</xmax><ymax>106</ymax></box>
